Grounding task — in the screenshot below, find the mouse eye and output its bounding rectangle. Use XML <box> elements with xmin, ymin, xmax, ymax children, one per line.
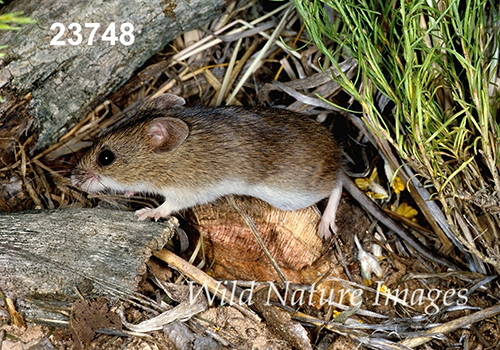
<box><xmin>97</xmin><ymin>149</ymin><xmax>115</xmax><ymax>166</ymax></box>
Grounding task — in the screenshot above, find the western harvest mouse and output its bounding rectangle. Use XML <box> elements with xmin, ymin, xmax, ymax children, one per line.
<box><xmin>71</xmin><ymin>93</ymin><xmax>456</xmax><ymax>268</ymax></box>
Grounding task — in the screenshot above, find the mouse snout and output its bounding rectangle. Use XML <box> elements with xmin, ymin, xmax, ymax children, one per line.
<box><xmin>71</xmin><ymin>166</ymin><xmax>105</xmax><ymax>193</ymax></box>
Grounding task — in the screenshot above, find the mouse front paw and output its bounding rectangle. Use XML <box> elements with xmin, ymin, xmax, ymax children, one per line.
<box><xmin>136</xmin><ymin>205</ymin><xmax>172</xmax><ymax>221</ymax></box>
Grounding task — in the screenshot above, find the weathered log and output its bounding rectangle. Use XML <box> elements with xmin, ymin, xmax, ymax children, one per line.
<box><xmin>0</xmin><ymin>208</ymin><xmax>175</xmax><ymax>324</ymax></box>
<box><xmin>0</xmin><ymin>0</ymin><xmax>225</xmax><ymax>164</ymax></box>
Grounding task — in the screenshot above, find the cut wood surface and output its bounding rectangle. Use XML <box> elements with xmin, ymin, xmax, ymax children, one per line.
<box><xmin>0</xmin><ymin>0</ymin><xmax>225</xmax><ymax>162</ymax></box>
<box><xmin>190</xmin><ymin>196</ymin><xmax>365</xmax><ymax>284</ymax></box>
<box><xmin>0</xmin><ymin>208</ymin><xmax>175</xmax><ymax>324</ymax></box>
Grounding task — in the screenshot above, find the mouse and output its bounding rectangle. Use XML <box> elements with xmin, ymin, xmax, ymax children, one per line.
<box><xmin>71</xmin><ymin>93</ymin><xmax>456</xmax><ymax>269</ymax></box>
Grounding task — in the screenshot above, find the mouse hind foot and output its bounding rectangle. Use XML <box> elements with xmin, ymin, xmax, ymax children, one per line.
<box><xmin>318</xmin><ymin>182</ymin><xmax>343</xmax><ymax>239</ymax></box>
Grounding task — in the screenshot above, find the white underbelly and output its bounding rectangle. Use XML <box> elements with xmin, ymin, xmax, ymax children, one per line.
<box><xmin>159</xmin><ymin>179</ymin><xmax>327</xmax><ymax>211</ymax></box>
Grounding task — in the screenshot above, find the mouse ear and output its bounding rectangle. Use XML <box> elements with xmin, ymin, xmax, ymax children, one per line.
<box><xmin>147</xmin><ymin>117</ymin><xmax>189</xmax><ymax>152</ymax></box>
<box><xmin>142</xmin><ymin>93</ymin><xmax>186</xmax><ymax>111</ymax></box>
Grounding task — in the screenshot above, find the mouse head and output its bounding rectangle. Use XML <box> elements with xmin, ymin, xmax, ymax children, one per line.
<box><xmin>71</xmin><ymin>94</ymin><xmax>189</xmax><ymax>193</ymax></box>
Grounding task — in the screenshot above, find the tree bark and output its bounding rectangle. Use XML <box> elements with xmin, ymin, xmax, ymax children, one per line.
<box><xmin>0</xmin><ymin>0</ymin><xmax>225</xmax><ymax>163</ymax></box>
<box><xmin>0</xmin><ymin>208</ymin><xmax>175</xmax><ymax>324</ymax></box>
